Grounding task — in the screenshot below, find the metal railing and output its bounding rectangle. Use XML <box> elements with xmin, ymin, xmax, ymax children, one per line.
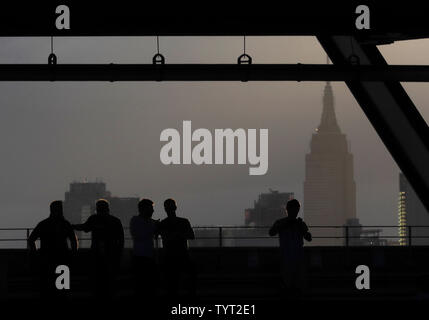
<box><xmin>1</xmin><ymin>225</ymin><xmax>429</xmax><ymax>248</ymax></box>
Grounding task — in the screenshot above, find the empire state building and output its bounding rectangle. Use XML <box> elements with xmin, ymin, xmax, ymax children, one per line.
<box><xmin>303</xmin><ymin>81</ymin><xmax>357</xmax><ymax>242</ymax></box>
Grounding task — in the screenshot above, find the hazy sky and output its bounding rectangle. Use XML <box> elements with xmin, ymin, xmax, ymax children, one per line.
<box><xmin>0</xmin><ymin>36</ymin><xmax>427</xmax><ymax>229</ymax></box>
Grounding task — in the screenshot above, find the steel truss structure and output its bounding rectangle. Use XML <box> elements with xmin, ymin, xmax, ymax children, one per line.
<box><xmin>0</xmin><ymin>1</ymin><xmax>428</xmax><ymax>211</ymax></box>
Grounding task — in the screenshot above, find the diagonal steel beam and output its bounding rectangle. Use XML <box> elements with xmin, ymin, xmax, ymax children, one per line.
<box><xmin>318</xmin><ymin>35</ymin><xmax>429</xmax><ymax>212</ymax></box>
<box><xmin>2</xmin><ymin>64</ymin><xmax>429</xmax><ymax>82</ymax></box>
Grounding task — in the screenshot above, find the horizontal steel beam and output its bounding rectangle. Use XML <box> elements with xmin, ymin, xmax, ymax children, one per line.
<box><xmin>1</xmin><ymin>64</ymin><xmax>429</xmax><ymax>82</ymax></box>
<box><xmin>1</xmin><ymin>2</ymin><xmax>428</xmax><ymax>40</ymax></box>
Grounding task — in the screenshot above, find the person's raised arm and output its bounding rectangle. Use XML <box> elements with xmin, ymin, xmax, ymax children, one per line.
<box><xmin>304</xmin><ymin>230</ymin><xmax>312</xmax><ymax>242</ymax></box>
<box><xmin>269</xmin><ymin>221</ymin><xmax>279</xmax><ymax>237</ymax></box>
<box><xmin>73</xmin><ymin>216</ymin><xmax>92</xmax><ymax>232</ymax></box>
<box><xmin>301</xmin><ymin>221</ymin><xmax>312</xmax><ymax>242</ymax></box>
<box><xmin>27</xmin><ymin>224</ymin><xmax>41</xmax><ymax>251</ymax></box>
<box><xmin>185</xmin><ymin>220</ymin><xmax>195</xmax><ymax>240</ymax></box>
<box><xmin>67</xmin><ymin>224</ymin><xmax>78</xmax><ymax>253</ymax></box>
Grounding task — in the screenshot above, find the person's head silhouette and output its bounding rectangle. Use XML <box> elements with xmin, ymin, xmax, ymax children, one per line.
<box><xmin>49</xmin><ymin>200</ymin><xmax>64</xmax><ymax>219</ymax></box>
<box><xmin>138</xmin><ymin>199</ymin><xmax>154</xmax><ymax>218</ymax></box>
<box><xmin>164</xmin><ymin>198</ymin><xmax>177</xmax><ymax>217</ymax></box>
<box><xmin>286</xmin><ymin>199</ymin><xmax>301</xmax><ymax>219</ymax></box>
<box><xmin>96</xmin><ymin>199</ymin><xmax>110</xmax><ymax>215</ymax></box>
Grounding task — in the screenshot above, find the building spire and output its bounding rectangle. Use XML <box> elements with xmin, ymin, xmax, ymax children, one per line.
<box><xmin>317</xmin><ymin>55</ymin><xmax>341</xmax><ymax>133</ymax></box>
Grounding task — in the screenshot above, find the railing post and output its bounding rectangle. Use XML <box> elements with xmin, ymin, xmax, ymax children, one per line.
<box><xmin>219</xmin><ymin>227</ymin><xmax>223</xmax><ymax>248</ymax></box>
<box><xmin>345</xmin><ymin>226</ymin><xmax>349</xmax><ymax>247</ymax></box>
<box><xmin>408</xmin><ymin>226</ymin><xmax>412</xmax><ymax>246</ymax></box>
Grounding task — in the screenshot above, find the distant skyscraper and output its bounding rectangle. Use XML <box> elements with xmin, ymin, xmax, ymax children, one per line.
<box><xmin>303</xmin><ymin>81</ymin><xmax>357</xmax><ymax>245</ymax></box>
<box><xmin>244</xmin><ymin>189</ymin><xmax>294</xmax><ymax>226</ymax></box>
<box><xmin>64</xmin><ymin>181</ymin><xmax>108</xmax><ymax>224</ymax></box>
<box><xmin>398</xmin><ymin>173</ymin><xmax>429</xmax><ymax>246</ymax></box>
<box><xmin>63</xmin><ymin>181</ymin><xmax>138</xmax><ymax>247</ymax></box>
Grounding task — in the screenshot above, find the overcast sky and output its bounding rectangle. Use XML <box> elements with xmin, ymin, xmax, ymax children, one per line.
<box><xmin>0</xmin><ymin>36</ymin><xmax>427</xmax><ymax>230</ymax></box>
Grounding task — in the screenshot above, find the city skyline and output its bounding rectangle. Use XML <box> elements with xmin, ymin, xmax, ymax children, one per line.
<box><xmin>0</xmin><ymin>37</ymin><xmax>427</xmax><ymax>229</ymax></box>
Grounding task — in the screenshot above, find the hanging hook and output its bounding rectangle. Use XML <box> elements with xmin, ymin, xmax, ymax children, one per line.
<box><xmin>237</xmin><ymin>35</ymin><xmax>252</xmax><ymax>65</ymax></box>
<box><xmin>48</xmin><ymin>36</ymin><xmax>57</xmax><ymax>65</ymax></box>
<box><xmin>237</xmin><ymin>53</ymin><xmax>252</xmax><ymax>65</ymax></box>
<box><xmin>238</xmin><ymin>35</ymin><xmax>252</xmax><ymax>82</ymax></box>
<box><xmin>48</xmin><ymin>53</ymin><xmax>57</xmax><ymax>65</ymax></box>
<box><xmin>348</xmin><ymin>36</ymin><xmax>360</xmax><ymax>66</ymax></box>
<box><xmin>348</xmin><ymin>54</ymin><xmax>360</xmax><ymax>66</ymax></box>
<box><xmin>152</xmin><ymin>36</ymin><xmax>165</xmax><ymax>65</ymax></box>
<box><xmin>153</xmin><ymin>53</ymin><xmax>165</xmax><ymax>65</ymax></box>
<box><xmin>152</xmin><ymin>35</ymin><xmax>165</xmax><ymax>81</ymax></box>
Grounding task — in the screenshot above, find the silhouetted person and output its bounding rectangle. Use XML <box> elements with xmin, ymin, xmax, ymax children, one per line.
<box><xmin>28</xmin><ymin>200</ymin><xmax>77</xmax><ymax>299</ymax></box>
<box><xmin>130</xmin><ymin>198</ymin><xmax>160</xmax><ymax>298</ymax></box>
<box><xmin>158</xmin><ymin>198</ymin><xmax>196</xmax><ymax>298</ymax></box>
<box><xmin>269</xmin><ymin>199</ymin><xmax>311</xmax><ymax>296</ymax></box>
<box><xmin>73</xmin><ymin>199</ymin><xmax>124</xmax><ymax>299</ymax></box>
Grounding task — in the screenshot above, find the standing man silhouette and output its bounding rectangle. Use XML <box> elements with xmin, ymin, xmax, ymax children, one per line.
<box><xmin>129</xmin><ymin>198</ymin><xmax>160</xmax><ymax>298</ymax></box>
<box><xmin>158</xmin><ymin>198</ymin><xmax>196</xmax><ymax>297</ymax></box>
<box><xmin>73</xmin><ymin>199</ymin><xmax>124</xmax><ymax>299</ymax></box>
<box><xmin>28</xmin><ymin>200</ymin><xmax>77</xmax><ymax>299</ymax></box>
<box><xmin>269</xmin><ymin>199</ymin><xmax>312</xmax><ymax>296</ymax></box>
